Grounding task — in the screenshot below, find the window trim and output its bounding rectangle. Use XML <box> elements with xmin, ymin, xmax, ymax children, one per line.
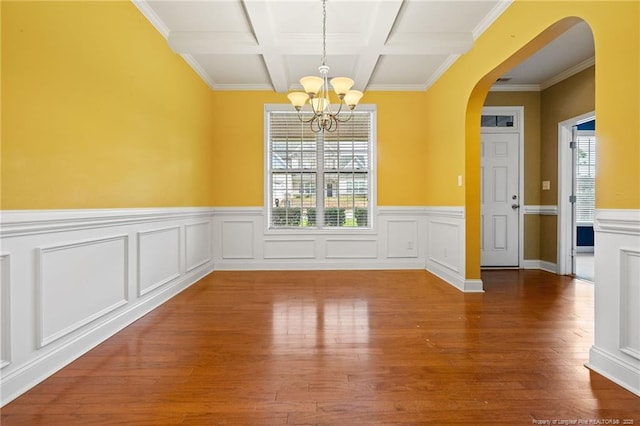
<box><xmin>263</xmin><ymin>103</ymin><xmax>377</xmax><ymax>235</ymax></box>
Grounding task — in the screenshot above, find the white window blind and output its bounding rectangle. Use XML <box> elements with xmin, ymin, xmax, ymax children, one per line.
<box><xmin>266</xmin><ymin>106</ymin><xmax>374</xmax><ymax>229</ymax></box>
<box><xmin>575</xmin><ymin>131</ymin><xmax>596</xmax><ymax>224</ymax></box>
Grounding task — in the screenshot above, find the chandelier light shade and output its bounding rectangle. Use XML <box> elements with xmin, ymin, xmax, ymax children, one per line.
<box><xmin>287</xmin><ymin>0</ymin><xmax>363</xmax><ymax>133</ymax></box>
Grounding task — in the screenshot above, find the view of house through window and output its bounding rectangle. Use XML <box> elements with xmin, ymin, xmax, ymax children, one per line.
<box><xmin>266</xmin><ymin>105</ymin><xmax>375</xmax><ymax>229</ymax></box>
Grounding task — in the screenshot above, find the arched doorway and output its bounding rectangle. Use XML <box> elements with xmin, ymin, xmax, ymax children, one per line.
<box><xmin>480</xmin><ymin>20</ymin><xmax>595</xmax><ymax>277</ymax></box>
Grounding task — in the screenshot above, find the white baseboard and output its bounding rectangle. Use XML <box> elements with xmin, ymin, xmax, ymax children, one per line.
<box><xmin>587</xmin><ymin>346</ymin><xmax>640</xmax><ymax>396</ymax></box>
<box><xmin>426</xmin><ymin>261</ymin><xmax>484</xmax><ymax>293</ymax></box>
<box><xmin>214</xmin><ymin>260</ymin><xmax>428</xmax><ymax>271</ymax></box>
<box><xmin>523</xmin><ymin>259</ymin><xmax>558</xmax><ymax>274</ymax></box>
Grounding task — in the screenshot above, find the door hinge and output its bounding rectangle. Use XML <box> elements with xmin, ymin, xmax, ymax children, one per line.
<box><xmin>569</xmin><ymin>141</ymin><xmax>577</xmax><ymax>149</ymax></box>
<box><xmin>569</xmin><ymin>195</ymin><xmax>577</xmax><ymax>203</ymax></box>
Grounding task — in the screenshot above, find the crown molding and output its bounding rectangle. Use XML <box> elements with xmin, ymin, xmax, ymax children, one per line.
<box><xmin>131</xmin><ymin>0</ymin><xmax>169</xmax><ymax>39</ymax></box>
<box><xmin>423</xmin><ymin>55</ymin><xmax>461</xmax><ymax>91</ymax></box>
<box><xmin>472</xmin><ymin>0</ymin><xmax>514</xmax><ymax>40</ymax></box>
<box><xmin>540</xmin><ymin>56</ymin><xmax>595</xmax><ymax>90</ymax></box>
<box><xmin>179</xmin><ymin>54</ymin><xmax>218</xmax><ymax>91</ymax></box>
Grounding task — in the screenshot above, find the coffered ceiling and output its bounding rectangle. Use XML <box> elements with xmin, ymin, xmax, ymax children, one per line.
<box><xmin>133</xmin><ymin>0</ymin><xmax>594</xmax><ymax>93</ymax></box>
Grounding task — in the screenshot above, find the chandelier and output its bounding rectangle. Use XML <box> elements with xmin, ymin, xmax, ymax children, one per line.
<box><xmin>287</xmin><ymin>0</ymin><xmax>363</xmax><ymax>133</ymax></box>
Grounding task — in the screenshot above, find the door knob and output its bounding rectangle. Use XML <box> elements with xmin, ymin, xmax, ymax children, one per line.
<box><xmin>511</xmin><ymin>203</ymin><xmax>520</xmax><ymax>210</ymax></box>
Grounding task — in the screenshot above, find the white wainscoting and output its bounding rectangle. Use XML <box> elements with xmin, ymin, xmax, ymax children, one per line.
<box><xmin>185</xmin><ymin>221</ymin><xmax>212</xmax><ymax>272</ymax></box>
<box><xmin>0</xmin><ymin>208</ymin><xmax>215</xmax><ymax>406</ymax></box>
<box><xmin>1</xmin><ymin>253</ymin><xmax>11</xmax><ymax>369</ymax></box>
<box><xmin>587</xmin><ymin>209</ymin><xmax>640</xmax><ymax>396</ymax></box>
<box><xmin>212</xmin><ymin>206</ymin><xmax>476</xmax><ymax>290</ymax></box>
<box><xmin>424</xmin><ymin>207</ymin><xmax>482</xmax><ymax>292</ymax></box>
<box><xmin>0</xmin><ymin>204</ymin><xmax>476</xmax><ymax>406</ymax></box>
<box><xmin>137</xmin><ymin>226</ymin><xmax>181</xmax><ymax>296</ymax></box>
<box><xmin>36</xmin><ymin>235</ymin><xmax>129</xmax><ymax>348</ymax></box>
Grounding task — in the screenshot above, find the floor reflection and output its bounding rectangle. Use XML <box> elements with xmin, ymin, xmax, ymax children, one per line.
<box><xmin>272</xmin><ymin>299</ymin><xmax>369</xmax><ymax>351</ymax></box>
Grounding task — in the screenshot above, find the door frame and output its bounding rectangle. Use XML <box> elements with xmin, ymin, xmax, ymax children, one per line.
<box><xmin>557</xmin><ymin>110</ymin><xmax>595</xmax><ymax>275</ymax></box>
<box><xmin>481</xmin><ymin>106</ymin><xmax>525</xmax><ymax>268</ymax></box>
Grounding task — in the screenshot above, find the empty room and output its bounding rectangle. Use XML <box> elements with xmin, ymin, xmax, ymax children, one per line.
<box><xmin>1</xmin><ymin>0</ymin><xmax>639</xmax><ymax>424</ymax></box>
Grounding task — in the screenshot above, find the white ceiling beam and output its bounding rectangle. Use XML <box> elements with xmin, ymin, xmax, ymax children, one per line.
<box><xmin>352</xmin><ymin>0</ymin><xmax>404</xmax><ymax>91</ymax></box>
<box><xmin>167</xmin><ymin>31</ymin><xmax>473</xmax><ymax>55</ymax></box>
<box><xmin>242</xmin><ymin>0</ymin><xmax>289</xmax><ymax>93</ymax></box>
<box><xmin>384</xmin><ymin>32</ymin><xmax>474</xmax><ymax>55</ymax></box>
<box><xmin>168</xmin><ymin>32</ymin><xmax>261</xmax><ymax>55</ymax></box>
<box><xmin>167</xmin><ymin>31</ymin><xmax>473</xmax><ymax>56</ymax></box>
<box><xmin>168</xmin><ymin>32</ymin><xmax>368</xmax><ymax>56</ymax></box>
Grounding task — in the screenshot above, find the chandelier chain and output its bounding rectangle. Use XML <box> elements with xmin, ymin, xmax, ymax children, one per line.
<box><xmin>287</xmin><ymin>0</ymin><xmax>362</xmax><ymax>132</ymax></box>
<box><xmin>322</xmin><ymin>0</ymin><xmax>327</xmax><ymax>66</ymax></box>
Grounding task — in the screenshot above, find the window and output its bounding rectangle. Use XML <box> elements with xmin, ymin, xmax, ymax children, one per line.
<box><xmin>481</xmin><ymin>114</ymin><xmax>515</xmax><ymax>128</ymax></box>
<box><xmin>575</xmin><ymin>130</ymin><xmax>596</xmax><ymax>224</ymax></box>
<box><xmin>265</xmin><ymin>104</ymin><xmax>375</xmax><ymax>230</ymax></box>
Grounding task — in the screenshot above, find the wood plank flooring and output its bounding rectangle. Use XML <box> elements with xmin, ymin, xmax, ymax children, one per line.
<box><xmin>2</xmin><ymin>270</ymin><xmax>638</xmax><ymax>425</ymax></box>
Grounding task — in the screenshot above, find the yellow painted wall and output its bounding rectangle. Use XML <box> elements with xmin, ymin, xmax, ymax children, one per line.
<box><xmin>423</xmin><ymin>1</ymin><xmax>639</xmax><ymax>278</ymax></box>
<box><xmin>1</xmin><ymin>1</ymin><xmax>216</xmax><ymax>209</ymax></box>
<box><xmin>2</xmin><ymin>0</ymin><xmax>430</xmax><ymax>211</ymax></box>
<box><xmin>209</xmin><ymin>91</ymin><xmax>429</xmax><ymax>207</ymax></box>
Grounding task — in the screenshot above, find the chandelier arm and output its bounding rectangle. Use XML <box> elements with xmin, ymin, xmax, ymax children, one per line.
<box><xmin>311</xmin><ymin>101</ymin><xmax>322</xmax><ymax>117</ymax></box>
<box><xmin>327</xmin><ymin>98</ymin><xmax>345</xmax><ymax>116</ymax></box>
<box><xmin>297</xmin><ymin>110</ymin><xmax>317</xmax><ymax>124</ymax></box>
<box><xmin>334</xmin><ymin>108</ymin><xmax>354</xmax><ymax>123</ymax></box>
<box><xmin>310</xmin><ymin>117</ymin><xmax>322</xmax><ymax>133</ymax></box>
<box><xmin>326</xmin><ymin>116</ymin><xmax>338</xmax><ymax>132</ymax></box>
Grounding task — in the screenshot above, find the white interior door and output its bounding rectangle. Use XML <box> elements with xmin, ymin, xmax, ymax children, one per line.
<box><xmin>481</xmin><ymin>132</ymin><xmax>520</xmax><ymax>266</ymax></box>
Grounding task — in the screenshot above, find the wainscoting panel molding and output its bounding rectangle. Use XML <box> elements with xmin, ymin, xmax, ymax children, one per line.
<box><xmin>587</xmin><ymin>209</ymin><xmax>640</xmax><ymax>396</ymax></box>
<box><xmin>185</xmin><ymin>221</ymin><xmax>212</xmax><ymax>272</ymax></box>
<box><xmin>137</xmin><ymin>226</ymin><xmax>181</xmax><ymax>297</ymax></box>
<box><xmin>620</xmin><ymin>249</ymin><xmax>640</xmax><ymax>361</ymax></box>
<box><xmin>0</xmin><ymin>208</ymin><xmax>215</xmax><ymax>406</ymax></box>
<box><xmin>325</xmin><ymin>239</ymin><xmax>378</xmax><ymax>259</ymax></box>
<box><xmin>0</xmin><ymin>254</ymin><xmax>11</xmax><ymax>369</ymax></box>
<box><xmin>36</xmin><ymin>235</ymin><xmax>129</xmax><ymax>348</ymax></box>
<box><xmin>264</xmin><ymin>239</ymin><xmax>316</xmax><ymax>259</ymax></box>
<box><xmin>423</xmin><ymin>207</ymin><xmax>478</xmax><ymax>292</ymax></box>
<box><xmin>212</xmin><ymin>207</ymin><xmax>437</xmax><ymax>271</ymax></box>
<box><xmin>221</xmin><ymin>220</ymin><xmax>255</xmax><ymax>260</ymax></box>
<box><xmin>211</xmin><ymin>207</ymin><xmax>473</xmax><ymax>288</ymax></box>
<box><xmin>386</xmin><ymin>220</ymin><xmax>418</xmax><ymax>258</ymax></box>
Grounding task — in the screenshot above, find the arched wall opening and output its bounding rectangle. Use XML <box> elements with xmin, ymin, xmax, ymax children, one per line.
<box><xmin>465</xmin><ymin>17</ymin><xmax>585</xmax><ymax>280</ymax></box>
<box><xmin>421</xmin><ymin>1</ymin><xmax>638</xmax><ymax>395</ymax></box>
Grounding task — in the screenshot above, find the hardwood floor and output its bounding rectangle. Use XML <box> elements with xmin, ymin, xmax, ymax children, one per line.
<box><xmin>1</xmin><ymin>270</ymin><xmax>638</xmax><ymax>425</ymax></box>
